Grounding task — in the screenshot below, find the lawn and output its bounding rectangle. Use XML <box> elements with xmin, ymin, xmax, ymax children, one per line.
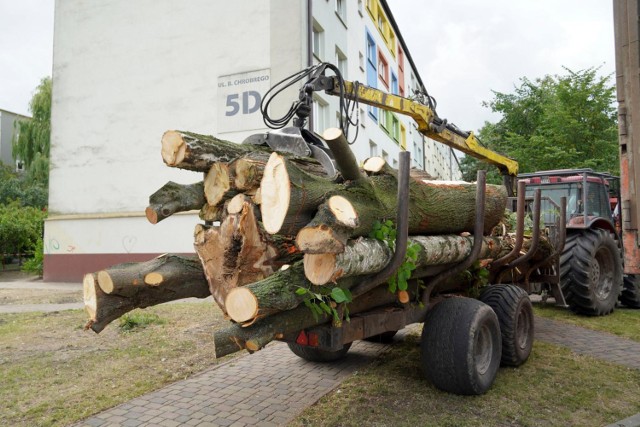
<box><xmin>0</xmin><ymin>302</ymin><xmax>232</xmax><ymax>427</ymax></box>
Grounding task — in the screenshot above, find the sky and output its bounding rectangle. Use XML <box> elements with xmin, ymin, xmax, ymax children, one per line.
<box><xmin>0</xmin><ymin>1</ymin><xmax>616</xmax><ymax>132</ymax></box>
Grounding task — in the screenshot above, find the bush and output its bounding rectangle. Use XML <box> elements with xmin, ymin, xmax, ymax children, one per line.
<box><xmin>22</xmin><ymin>237</ymin><xmax>44</xmax><ymax>276</ymax></box>
<box><xmin>0</xmin><ymin>201</ymin><xmax>47</xmax><ymax>260</ymax></box>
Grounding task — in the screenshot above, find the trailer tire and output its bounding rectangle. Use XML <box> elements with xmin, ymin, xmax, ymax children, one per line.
<box><xmin>560</xmin><ymin>229</ymin><xmax>622</xmax><ymax>316</ymax></box>
<box><xmin>364</xmin><ymin>331</ymin><xmax>397</xmax><ymax>343</ymax></box>
<box><xmin>287</xmin><ymin>342</ymin><xmax>352</xmax><ymax>362</ymax></box>
<box><xmin>621</xmin><ymin>275</ymin><xmax>640</xmax><ymax>308</ymax></box>
<box><xmin>479</xmin><ymin>285</ymin><xmax>534</xmax><ymax>366</ymax></box>
<box><xmin>421</xmin><ymin>297</ymin><xmax>501</xmax><ymax>395</ymax></box>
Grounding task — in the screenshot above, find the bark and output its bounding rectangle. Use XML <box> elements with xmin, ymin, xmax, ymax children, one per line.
<box><xmin>194</xmin><ymin>198</ymin><xmax>301</xmax><ymax>312</ymax></box>
<box><xmin>303</xmin><ymin>235</ymin><xmax>508</xmax><ymax>285</ymax></box>
<box><xmin>145</xmin><ymin>181</ymin><xmax>205</xmax><ymax>224</ymax></box>
<box><xmin>214</xmin><ymin>284</ymin><xmax>401</xmax><ymax>358</ymax></box>
<box><xmin>161</xmin><ymin>130</ymin><xmax>270</xmax><ymax>172</ymax></box>
<box><xmin>84</xmin><ymin>255</ymin><xmax>211</xmax><ymax>333</ymax></box>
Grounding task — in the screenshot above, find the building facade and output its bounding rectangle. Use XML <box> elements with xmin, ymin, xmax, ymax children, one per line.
<box><xmin>0</xmin><ymin>108</ymin><xmax>28</xmax><ymax>172</ymax></box>
<box><xmin>45</xmin><ymin>0</ymin><xmax>461</xmax><ymax>281</ymax></box>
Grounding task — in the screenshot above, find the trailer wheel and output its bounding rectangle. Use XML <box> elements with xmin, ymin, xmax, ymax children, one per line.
<box><xmin>421</xmin><ymin>297</ymin><xmax>501</xmax><ymax>395</ymax></box>
<box><xmin>479</xmin><ymin>285</ymin><xmax>534</xmax><ymax>366</ymax></box>
<box><xmin>287</xmin><ymin>342</ymin><xmax>352</xmax><ymax>362</ymax></box>
<box><xmin>621</xmin><ymin>275</ymin><xmax>640</xmax><ymax>308</ymax></box>
<box><xmin>364</xmin><ymin>331</ymin><xmax>397</xmax><ymax>343</ymax></box>
<box><xmin>560</xmin><ymin>229</ymin><xmax>622</xmax><ymax>316</ymax></box>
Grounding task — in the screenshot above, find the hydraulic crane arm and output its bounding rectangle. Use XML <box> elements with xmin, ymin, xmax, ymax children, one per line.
<box><xmin>326</xmin><ymin>80</ymin><xmax>519</xmax><ymax>177</ymax></box>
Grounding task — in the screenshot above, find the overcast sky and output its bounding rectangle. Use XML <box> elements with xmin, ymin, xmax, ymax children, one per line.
<box><xmin>0</xmin><ymin>1</ymin><xmax>615</xmax><ymax>132</ymax></box>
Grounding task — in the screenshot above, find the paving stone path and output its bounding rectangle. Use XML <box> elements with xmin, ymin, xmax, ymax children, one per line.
<box><xmin>75</xmin><ymin>340</ymin><xmax>392</xmax><ymax>427</ymax></box>
<box><xmin>535</xmin><ymin>316</ymin><xmax>640</xmax><ymax>369</ymax></box>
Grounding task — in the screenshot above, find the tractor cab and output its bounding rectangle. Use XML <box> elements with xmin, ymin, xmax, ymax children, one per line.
<box><xmin>518</xmin><ymin>169</ymin><xmax>619</xmax><ymax>233</ymax></box>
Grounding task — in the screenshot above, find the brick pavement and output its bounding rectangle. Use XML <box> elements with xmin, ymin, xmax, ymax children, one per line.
<box><xmin>535</xmin><ymin>316</ymin><xmax>640</xmax><ymax>369</ymax></box>
<box><xmin>75</xmin><ymin>340</ymin><xmax>392</xmax><ymax>427</ymax></box>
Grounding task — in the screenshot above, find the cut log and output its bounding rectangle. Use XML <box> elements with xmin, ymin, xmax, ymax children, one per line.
<box><xmin>204</xmin><ymin>162</ymin><xmax>237</xmax><ymax>206</ymax></box>
<box><xmin>214</xmin><ymin>284</ymin><xmax>402</xmax><ymax>358</ymax></box>
<box><xmin>199</xmin><ymin>203</ymin><xmax>221</xmax><ymax>222</ymax></box>
<box><xmin>260</xmin><ymin>152</ymin><xmax>344</xmax><ymax>235</ymax></box>
<box><xmin>194</xmin><ymin>198</ymin><xmax>301</xmax><ymax>312</ymax></box>
<box><xmin>161</xmin><ymin>130</ymin><xmax>269</xmax><ymax>172</ymax></box>
<box><xmin>295</xmin><ymin>161</ymin><xmax>507</xmax><ymax>253</ymax></box>
<box><xmin>303</xmin><ymin>235</ymin><xmax>508</xmax><ymax>285</ymax></box>
<box><xmin>145</xmin><ymin>181</ymin><xmax>205</xmax><ymax>224</ymax></box>
<box><xmin>84</xmin><ymin>255</ymin><xmax>211</xmax><ymax>333</ymax></box>
<box><xmin>322</xmin><ymin>128</ymin><xmax>364</xmax><ymax>181</ymax></box>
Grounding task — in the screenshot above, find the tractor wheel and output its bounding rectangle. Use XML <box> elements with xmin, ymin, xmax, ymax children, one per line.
<box><xmin>364</xmin><ymin>330</ymin><xmax>397</xmax><ymax>343</ymax></box>
<box><xmin>421</xmin><ymin>297</ymin><xmax>501</xmax><ymax>395</ymax></box>
<box><xmin>560</xmin><ymin>229</ymin><xmax>622</xmax><ymax>316</ymax></box>
<box><xmin>287</xmin><ymin>342</ymin><xmax>352</xmax><ymax>362</ymax></box>
<box><xmin>621</xmin><ymin>275</ymin><xmax>640</xmax><ymax>308</ymax></box>
<box><xmin>479</xmin><ymin>284</ymin><xmax>534</xmax><ymax>367</ymax></box>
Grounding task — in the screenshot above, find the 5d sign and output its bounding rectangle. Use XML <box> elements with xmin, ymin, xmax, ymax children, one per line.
<box><xmin>218</xmin><ymin>69</ymin><xmax>270</xmax><ymax>133</ymax></box>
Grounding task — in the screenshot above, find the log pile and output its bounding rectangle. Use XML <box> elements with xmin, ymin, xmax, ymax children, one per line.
<box><xmin>84</xmin><ymin>127</ymin><xmax>549</xmax><ymax>359</ymax></box>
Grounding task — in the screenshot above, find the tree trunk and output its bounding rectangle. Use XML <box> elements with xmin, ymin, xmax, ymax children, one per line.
<box><xmin>303</xmin><ymin>235</ymin><xmax>508</xmax><ymax>285</ymax></box>
<box><xmin>194</xmin><ymin>198</ymin><xmax>301</xmax><ymax>312</ymax></box>
<box><xmin>84</xmin><ymin>255</ymin><xmax>211</xmax><ymax>333</ymax></box>
<box><xmin>145</xmin><ymin>181</ymin><xmax>205</xmax><ymax>224</ymax></box>
<box><xmin>214</xmin><ymin>284</ymin><xmax>401</xmax><ymax>358</ymax></box>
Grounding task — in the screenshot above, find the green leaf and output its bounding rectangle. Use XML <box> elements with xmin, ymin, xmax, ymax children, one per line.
<box><xmin>331</xmin><ymin>287</ymin><xmax>348</xmax><ymax>303</ymax></box>
<box><xmin>319</xmin><ymin>301</ymin><xmax>332</xmax><ymax>314</ymax></box>
<box><xmin>295</xmin><ymin>287</ymin><xmax>307</xmax><ymax>296</ymax></box>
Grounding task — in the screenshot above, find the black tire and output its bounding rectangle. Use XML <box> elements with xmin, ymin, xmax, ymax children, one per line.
<box><xmin>364</xmin><ymin>330</ymin><xmax>397</xmax><ymax>343</ymax></box>
<box><xmin>287</xmin><ymin>342</ymin><xmax>352</xmax><ymax>362</ymax></box>
<box><xmin>559</xmin><ymin>229</ymin><xmax>622</xmax><ymax>316</ymax></box>
<box><xmin>421</xmin><ymin>297</ymin><xmax>501</xmax><ymax>395</ymax></box>
<box><xmin>621</xmin><ymin>275</ymin><xmax>640</xmax><ymax>308</ymax></box>
<box><xmin>479</xmin><ymin>285</ymin><xmax>534</xmax><ymax>366</ymax></box>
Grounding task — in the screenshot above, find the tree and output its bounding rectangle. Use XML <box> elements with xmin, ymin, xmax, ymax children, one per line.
<box><xmin>12</xmin><ymin>77</ymin><xmax>52</xmax><ymax>186</ymax></box>
<box><xmin>462</xmin><ymin>68</ymin><xmax>619</xmax><ymax>183</ymax></box>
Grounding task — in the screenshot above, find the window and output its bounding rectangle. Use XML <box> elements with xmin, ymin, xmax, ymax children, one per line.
<box><xmin>391</xmin><ymin>71</ymin><xmax>398</xmax><ymax>95</ymax></box>
<box><xmin>360</xmin><ymin>108</ymin><xmax>366</xmax><ymax>127</ymax></box>
<box><xmin>359</xmin><ymin>52</ymin><xmax>364</xmax><ymax>71</ymax></box>
<box><xmin>336</xmin><ymin>0</ymin><xmax>347</xmax><ymax>23</ymax></box>
<box><xmin>366</xmin><ymin>33</ymin><xmax>376</xmax><ymax>66</ymax></box>
<box><xmin>379</xmin><ymin>110</ymin><xmax>388</xmax><ymax>130</ymax></box>
<box><xmin>382</xmin><ymin>150</ymin><xmax>389</xmax><ymax>162</ymax></box>
<box><xmin>312</xmin><ymin>21</ymin><xmax>324</xmax><ymax>60</ymax></box>
<box><xmin>369</xmin><ymin>140</ymin><xmax>378</xmax><ymax>157</ymax></box>
<box><xmin>400</xmin><ymin>123</ymin><xmax>407</xmax><ymax>150</ymax></box>
<box><xmin>378</xmin><ymin>51</ymin><xmax>389</xmax><ymax>87</ymax></box>
<box><xmin>366</xmin><ymin>30</ymin><xmax>378</xmax><ymax>121</ymax></box>
<box><xmin>312</xmin><ymin>95</ymin><xmax>329</xmax><ymax>133</ymax></box>
<box><xmin>358</xmin><ymin>0</ymin><xmax>364</xmax><ymax>16</ymax></box>
<box><xmin>393</xmin><ymin>159</ymin><xmax>398</xmax><ymax>168</ymax></box>
<box><xmin>398</xmin><ymin>46</ymin><xmax>405</xmax><ymax>97</ymax></box>
<box><xmin>391</xmin><ymin>115</ymin><xmax>400</xmax><ymax>142</ymax></box>
<box><xmin>336</xmin><ymin>47</ymin><xmax>348</xmax><ymax>79</ymax></box>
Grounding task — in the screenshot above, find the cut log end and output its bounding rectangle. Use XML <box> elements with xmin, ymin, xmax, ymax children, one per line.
<box><xmin>161</xmin><ymin>130</ymin><xmax>186</xmax><ymax>166</ymax></box>
<box><xmin>328</xmin><ymin>195</ymin><xmax>358</xmax><ymax>228</ymax></box>
<box><xmin>363</xmin><ymin>157</ymin><xmax>386</xmax><ymax>173</ymax></box>
<box><xmin>398</xmin><ymin>290</ymin><xmax>410</xmax><ymax>304</ymax></box>
<box><xmin>226</xmin><ymin>287</ymin><xmax>259</xmax><ymax>323</ymax></box>
<box><xmin>260</xmin><ymin>153</ymin><xmax>290</xmax><ymax>234</ymax></box>
<box><xmin>83</xmin><ymin>273</ymin><xmax>97</xmax><ymax>320</ymax></box>
<box><xmin>303</xmin><ymin>253</ymin><xmax>340</xmax><ymax>285</ymax></box>
<box><xmin>96</xmin><ymin>270</ymin><xmax>114</xmax><ymax>294</ymax></box>
<box><xmin>296</xmin><ymin>226</ymin><xmax>346</xmax><ymax>254</ymax></box>
<box><xmin>144</xmin><ymin>272</ymin><xmax>163</xmax><ymax>286</ymax></box>
<box><xmin>204</xmin><ymin>163</ymin><xmax>231</xmax><ymax>206</ymax></box>
<box><xmin>227</xmin><ymin>194</ymin><xmax>249</xmax><ymax>215</ymax></box>
<box><xmin>145</xmin><ymin>206</ymin><xmax>159</xmax><ymax>224</ymax></box>
<box><xmin>322</xmin><ymin>127</ymin><xmax>343</xmax><ymax>141</ymax></box>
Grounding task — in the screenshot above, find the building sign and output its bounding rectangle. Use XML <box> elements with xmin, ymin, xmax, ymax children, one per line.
<box><xmin>218</xmin><ymin>69</ymin><xmax>270</xmax><ymax>133</ymax></box>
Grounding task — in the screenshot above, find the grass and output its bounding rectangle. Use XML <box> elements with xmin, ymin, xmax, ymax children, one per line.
<box><xmin>0</xmin><ymin>302</ymin><xmax>232</xmax><ymax>427</ymax></box>
<box><xmin>291</xmin><ymin>332</ymin><xmax>640</xmax><ymax>427</ymax></box>
<box><xmin>532</xmin><ymin>302</ymin><xmax>640</xmax><ymax>342</ymax></box>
